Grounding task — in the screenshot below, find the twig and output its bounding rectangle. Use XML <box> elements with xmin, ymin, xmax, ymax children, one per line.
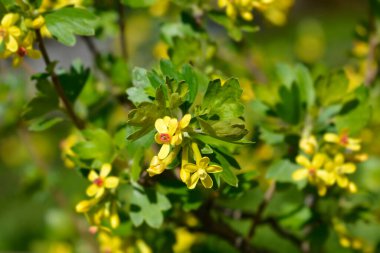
<box><xmin>35</xmin><ymin>29</ymin><xmax>85</xmax><ymax>130</ymax></box>
<box><xmin>247</xmin><ymin>182</ymin><xmax>276</xmax><ymax>239</ymax></box>
<box><xmin>117</xmin><ymin>0</ymin><xmax>128</xmax><ymax>60</ymax></box>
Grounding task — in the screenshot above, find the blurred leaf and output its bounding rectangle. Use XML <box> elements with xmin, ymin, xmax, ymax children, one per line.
<box><xmin>58</xmin><ymin>61</ymin><xmax>90</xmax><ymax>103</ymax></box>
<box><xmin>215</xmin><ymin>150</ymin><xmax>238</xmax><ymax>187</ymax></box>
<box><xmin>121</xmin><ymin>0</ymin><xmax>156</xmax><ymax>8</ymax></box>
<box><xmin>129</xmin><ymin>184</ymin><xmax>171</xmax><ymax>228</ymax></box>
<box><xmin>266</xmin><ymin>160</ymin><xmax>306</xmax><ymax>189</ymax></box>
<box><xmin>72</xmin><ymin>128</ymin><xmax>115</xmax><ymax>164</ymax></box>
<box><xmin>315</xmin><ymin>71</ymin><xmax>348</xmax><ymax>106</ymax></box>
<box><xmin>45</xmin><ymin>7</ymin><xmax>97</xmax><ymax>46</ymax></box>
<box><xmin>295</xmin><ymin>64</ymin><xmax>315</xmax><ymax>109</ymax></box>
<box><xmin>275</xmin><ymin>83</ymin><xmax>302</xmax><ymax>125</ymax></box>
<box><xmin>126</xmin><ymin>67</ymin><xmax>152</xmax><ymax>105</ymax></box>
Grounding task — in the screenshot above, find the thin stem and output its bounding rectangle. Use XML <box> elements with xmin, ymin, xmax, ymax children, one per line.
<box><xmin>35</xmin><ymin>29</ymin><xmax>85</xmax><ymax>130</ymax></box>
<box><xmin>364</xmin><ymin>7</ymin><xmax>379</xmax><ymax>86</ymax></box>
<box><xmin>247</xmin><ymin>182</ymin><xmax>276</xmax><ymax>239</ymax></box>
<box><xmin>117</xmin><ymin>0</ymin><xmax>128</xmax><ymax>60</ymax></box>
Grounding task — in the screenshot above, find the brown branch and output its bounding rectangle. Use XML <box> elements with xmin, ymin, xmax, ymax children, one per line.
<box><xmin>247</xmin><ymin>182</ymin><xmax>276</xmax><ymax>239</ymax></box>
<box><xmin>35</xmin><ymin>29</ymin><xmax>86</xmax><ymax>130</ymax></box>
<box><xmin>117</xmin><ymin>0</ymin><xmax>128</xmax><ymax>60</ymax></box>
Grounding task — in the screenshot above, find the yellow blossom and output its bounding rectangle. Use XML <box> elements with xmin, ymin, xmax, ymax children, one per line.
<box><xmin>86</xmin><ymin>163</ymin><xmax>119</xmax><ymax>199</ymax></box>
<box><xmin>299</xmin><ymin>135</ymin><xmax>318</xmax><ymax>155</ymax></box>
<box><xmin>172</xmin><ymin>114</ymin><xmax>191</xmax><ymax>146</ymax></box>
<box><xmin>324</xmin><ymin>132</ymin><xmax>361</xmax><ymax>151</ymax></box>
<box><xmin>292</xmin><ymin>153</ymin><xmax>333</xmax><ymax>196</ymax></box>
<box><xmin>325</xmin><ymin>153</ymin><xmax>356</xmax><ymax>188</ymax></box>
<box><xmin>75</xmin><ymin>198</ymin><xmax>98</xmax><ymax>213</ymax></box>
<box><xmin>0</xmin><ymin>13</ymin><xmax>21</xmax><ymax>53</ymax></box>
<box><xmin>155</xmin><ymin>116</ymin><xmax>178</xmax><ymax>159</ymax></box>
<box><xmin>9</xmin><ymin>32</ymin><xmax>41</xmax><ymax>67</ymax></box>
<box><xmin>147</xmin><ymin>147</ymin><xmax>180</xmax><ymax>176</ymax></box>
<box><xmin>183</xmin><ymin>143</ymin><xmax>223</xmax><ymax>189</ymax></box>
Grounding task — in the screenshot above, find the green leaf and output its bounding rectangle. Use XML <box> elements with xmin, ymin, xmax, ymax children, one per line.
<box><xmin>335</xmin><ymin>103</ymin><xmax>371</xmax><ymax>135</ymax></box>
<box><xmin>58</xmin><ymin>61</ymin><xmax>90</xmax><ymax>103</ymax></box>
<box><xmin>315</xmin><ymin>71</ymin><xmax>349</xmax><ymax>106</ymax></box>
<box><xmin>215</xmin><ymin>150</ymin><xmax>239</xmax><ymax>187</ymax></box>
<box><xmin>121</xmin><ymin>0</ymin><xmax>156</xmax><ymax>8</ymax></box>
<box><xmin>129</xmin><ymin>185</ymin><xmax>171</xmax><ymax>229</ymax></box>
<box><xmin>126</xmin><ymin>67</ymin><xmax>152</xmax><ymax>105</ymax></box>
<box><xmin>260</xmin><ymin>127</ymin><xmax>285</xmax><ymax>145</ymax></box>
<box><xmin>45</xmin><ymin>7</ymin><xmax>97</xmax><ymax>46</ymax></box>
<box><xmin>295</xmin><ymin>64</ymin><xmax>315</xmax><ymax>109</ymax></box>
<box><xmin>182</xmin><ymin>64</ymin><xmax>198</xmax><ymax>104</ymax></box>
<box><xmin>160</xmin><ymin>59</ymin><xmax>182</xmax><ymax>81</ymax></box>
<box><xmin>72</xmin><ymin>128</ymin><xmax>115</xmax><ymax>164</ymax></box>
<box><xmin>275</xmin><ymin>83</ymin><xmax>302</xmax><ymax>125</ymax></box>
<box><xmin>266</xmin><ymin>160</ymin><xmax>306</xmax><ymax>189</ymax></box>
<box><xmin>276</xmin><ymin>63</ymin><xmax>294</xmax><ymax>88</ymax></box>
<box><xmin>22</xmin><ymin>74</ymin><xmax>64</xmax><ymax>131</ymax></box>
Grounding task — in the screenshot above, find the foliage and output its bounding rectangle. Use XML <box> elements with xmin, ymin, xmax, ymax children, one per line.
<box><xmin>1</xmin><ymin>0</ymin><xmax>380</xmax><ymax>253</ymax></box>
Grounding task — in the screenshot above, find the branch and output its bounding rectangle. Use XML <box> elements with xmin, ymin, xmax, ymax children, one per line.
<box><xmin>364</xmin><ymin>7</ymin><xmax>379</xmax><ymax>86</ymax></box>
<box><xmin>35</xmin><ymin>29</ymin><xmax>86</xmax><ymax>130</ymax></box>
<box><xmin>247</xmin><ymin>182</ymin><xmax>276</xmax><ymax>239</ymax></box>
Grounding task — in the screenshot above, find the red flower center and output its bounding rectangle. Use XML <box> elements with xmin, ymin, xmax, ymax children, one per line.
<box><xmin>93</xmin><ymin>177</ymin><xmax>104</xmax><ymax>187</ymax></box>
<box><xmin>340</xmin><ymin>134</ymin><xmax>349</xmax><ymax>146</ymax></box>
<box><xmin>0</xmin><ymin>28</ymin><xmax>6</xmax><ymax>37</ymax></box>
<box><xmin>159</xmin><ymin>133</ymin><xmax>171</xmax><ymax>143</ymax></box>
<box><xmin>17</xmin><ymin>47</ymin><xmax>27</xmax><ymax>57</ymax></box>
<box><xmin>309</xmin><ymin>168</ymin><xmax>316</xmax><ymax>175</ymax></box>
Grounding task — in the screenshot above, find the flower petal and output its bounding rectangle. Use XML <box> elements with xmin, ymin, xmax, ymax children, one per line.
<box><xmin>86</xmin><ymin>184</ymin><xmax>99</xmax><ymax>197</ymax></box>
<box><xmin>158</xmin><ymin>144</ymin><xmax>170</xmax><ymax>159</ymax></box>
<box><xmin>180</xmin><ymin>168</ymin><xmax>190</xmax><ymax>184</ymax></box>
<box><xmin>292</xmin><ymin>169</ymin><xmax>308</xmax><ymax>181</ymax></box>
<box><xmin>184</xmin><ymin>163</ymin><xmax>198</xmax><ymax>173</ymax></box>
<box><xmin>105</xmin><ymin>176</ymin><xmax>119</xmax><ymax>189</ymax></box>
<box><xmin>1</xmin><ymin>13</ymin><xmax>19</xmax><ymax>27</ymax></box>
<box><xmin>155</xmin><ymin>118</ymin><xmax>167</xmax><ymax>133</ymax></box>
<box><xmin>180</xmin><ymin>114</ymin><xmax>191</xmax><ymax>129</ymax></box>
<box><xmin>198</xmin><ymin>157</ymin><xmax>210</xmax><ymax>169</ymax></box>
<box><xmin>317</xmin><ymin>184</ymin><xmax>327</xmax><ymax>196</ymax></box>
<box><xmin>88</xmin><ymin>170</ymin><xmax>99</xmax><ymax>181</ymax></box>
<box><xmin>75</xmin><ymin>199</ymin><xmax>94</xmax><ymax>213</ymax></box>
<box><xmin>168</xmin><ymin>118</ymin><xmax>178</xmax><ymax>136</ymax></box>
<box><xmin>188</xmin><ymin>173</ymin><xmax>200</xmax><ymax>189</ymax></box>
<box><xmin>312</xmin><ymin>153</ymin><xmax>325</xmax><ymax>168</ymax></box>
<box><xmin>324</xmin><ymin>133</ymin><xmax>339</xmax><ymax>143</ymax></box>
<box><xmin>295</xmin><ymin>155</ymin><xmax>310</xmax><ymax>167</ymax></box>
<box><xmin>201</xmin><ymin>174</ymin><xmax>213</xmax><ymax>188</ymax></box>
<box><xmin>6</xmin><ymin>35</ymin><xmax>18</xmax><ymax>52</ymax></box>
<box><xmin>28</xmin><ymin>49</ymin><xmax>41</xmax><ymax>59</ymax></box>
<box><xmin>94</xmin><ymin>187</ymin><xmax>105</xmax><ymax>198</ymax></box>
<box><xmin>206</xmin><ymin>165</ymin><xmax>223</xmax><ymax>173</ymax></box>
<box><xmin>8</xmin><ymin>26</ymin><xmax>21</xmax><ymax>37</ymax></box>
<box><xmin>334</xmin><ymin>153</ymin><xmax>345</xmax><ymax>165</ymax></box>
<box><xmin>337</xmin><ymin>176</ymin><xmax>348</xmax><ymax>188</ymax></box>
<box><xmin>341</xmin><ymin>163</ymin><xmax>356</xmax><ymax>174</ymax></box>
<box><xmin>100</xmin><ymin>163</ymin><xmax>112</xmax><ymax>177</ymax></box>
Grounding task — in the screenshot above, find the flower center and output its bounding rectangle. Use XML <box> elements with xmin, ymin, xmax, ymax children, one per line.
<box><xmin>159</xmin><ymin>133</ymin><xmax>171</xmax><ymax>143</ymax></box>
<box><xmin>308</xmin><ymin>167</ymin><xmax>316</xmax><ymax>176</ymax></box>
<box><xmin>17</xmin><ymin>47</ymin><xmax>27</xmax><ymax>57</ymax></box>
<box><xmin>93</xmin><ymin>177</ymin><xmax>104</xmax><ymax>187</ymax></box>
<box><xmin>198</xmin><ymin>168</ymin><xmax>207</xmax><ymax>180</ymax></box>
<box><xmin>340</xmin><ymin>134</ymin><xmax>349</xmax><ymax>146</ymax></box>
<box><xmin>0</xmin><ymin>28</ymin><xmax>7</xmax><ymax>38</ymax></box>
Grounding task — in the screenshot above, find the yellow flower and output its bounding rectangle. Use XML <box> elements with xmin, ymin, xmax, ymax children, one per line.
<box><xmin>324</xmin><ymin>132</ymin><xmax>361</xmax><ymax>151</ymax></box>
<box><xmin>218</xmin><ymin>0</ymin><xmax>254</xmax><ymax>21</ymax></box>
<box><xmin>172</xmin><ymin>114</ymin><xmax>191</xmax><ymax>145</ymax></box>
<box><xmin>154</xmin><ymin>116</ymin><xmax>178</xmax><ymax>159</ymax></box>
<box><xmin>86</xmin><ymin>164</ymin><xmax>119</xmax><ymax>198</ymax></box>
<box><xmin>0</xmin><ymin>13</ymin><xmax>21</xmax><ymax>53</ymax></box>
<box><xmin>183</xmin><ymin>143</ymin><xmax>223</xmax><ymax>189</ymax></box>
<box><xmin>325</xmin><ymin>153</ymin><xmax>356</xmax><ymax>188</ymax></box>
<box><xmin>75</xmin><ymin>198</ymin><xmax>98</xmax><ymax>213</ymax></box>
<box><xmin>147</xmin><ymin>147</ymin><xmax>180</xmax><ymax>176</ymax></box>
<box><xmin>10</xmin><ymin>32</ymin><xmax>41</xmax><ymax>67</ymax></box>
<box><xmin>180</xmin><ymin>145</ymin><xmax>190</xmax><ymax>185</ymax></box>
<box><xmin>299</xmin><ymin>135</ymin><xmax>318</xmax><ymax>155</ymax></box>
<box><xmin>292</xmin><ymin>153</ymin><xmax>333</xmax><ymax>196</ymax></box>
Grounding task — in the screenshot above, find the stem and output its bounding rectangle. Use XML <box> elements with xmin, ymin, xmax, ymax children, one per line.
<box><xmin>247</xmin><ymin>182</ymin><xmax>276</xmax><ymax>239</ymax></box>
<box><xmin>117</xmin><ymin>0</ymin><xmax>128</xmax><ymax>60</ymax></box>
<box><xmin>35</xmin><ymin>29</ymin><xmax>85</xmax><ymax>130</ymax></box>
<box><xmin>364</xmin><ymin>8</ymin><xmax>379</xmax><ymax>86</ymax></box>
<box><xmin>191</xmin><ymin>142</ymin><xmax>202</xmax><ymax>163</ymax></box>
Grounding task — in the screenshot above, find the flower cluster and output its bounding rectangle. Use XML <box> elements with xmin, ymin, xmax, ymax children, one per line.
<box><xmin>217</xmin><ymin>0</ymin><xmax>293</xmax><ymax>25</ymax></box>
<box><xmin>0</xmin><ymin>13</ymin><xmax>43</xmax><ymax>67</ymax></box>
<box><xmin>292</xmin><ymin>131</ymin><xmax>367</xmax><ymax>196</ymax></box>
<box><xmin>333</xmin><ymin>218</ymin><xmax>374</xmax><ymax>253</ymax></box>
<box><xmin>75</xmin><ymin>164</ymin><xmax>120</xmax><ymax>230</ymax></box>
<box><xmin>148</xmin><ymin>115</ymin><xmax>223</xmax><ymax>189</ymax></box>
<box><xmin>39</xmin><ymin>0</ymin><xmax>83</xmax><ymax>12</ymax></box>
